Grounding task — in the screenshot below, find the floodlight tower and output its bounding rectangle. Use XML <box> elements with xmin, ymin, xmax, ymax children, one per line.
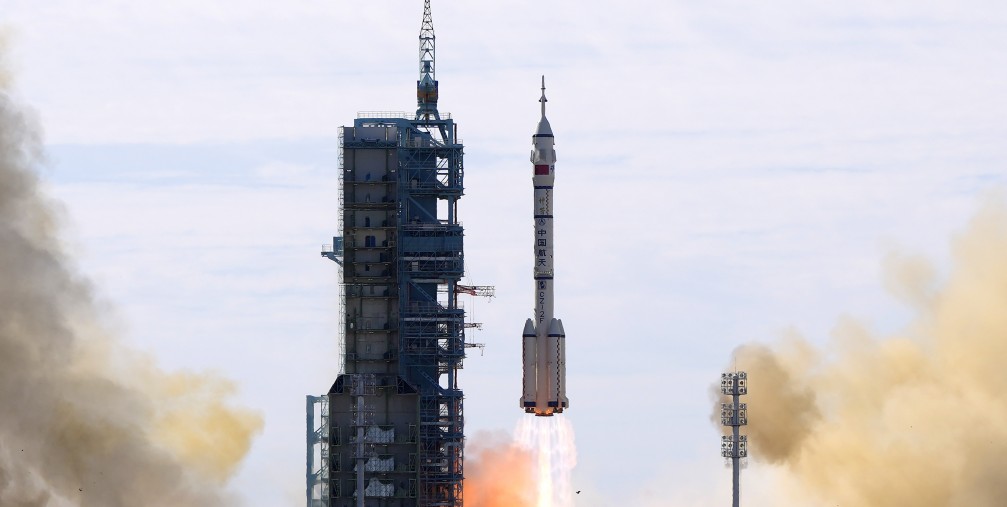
<box><xmin>720</xmin><ymin>371</ymin><xmax>748</xmax><ymax>507</ymax></box>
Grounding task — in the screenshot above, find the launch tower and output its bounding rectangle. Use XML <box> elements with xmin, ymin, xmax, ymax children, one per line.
<box><xmin>307</xmin><ymin>2</ymin><xmax>469</xmax><ymax>506</ymax></box>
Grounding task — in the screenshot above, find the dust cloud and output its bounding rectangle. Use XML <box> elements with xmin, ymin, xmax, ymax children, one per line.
<box><xmin>0</xmin><ymin>42</ymin><xmax>261</xmax><ymax>506</ymax></box>
<box><xmin>718</xmin><ymin>197</ymin><xmax>1007</xmax><ymax>506</ymax></box>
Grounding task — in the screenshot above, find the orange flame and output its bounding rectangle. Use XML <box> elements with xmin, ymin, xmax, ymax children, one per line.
<box><xmin>465</xmin><ymin>431</ymin><xmax>537</xmax><ymax>507</ymax></box>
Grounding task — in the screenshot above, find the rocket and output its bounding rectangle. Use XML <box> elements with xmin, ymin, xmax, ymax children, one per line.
<box><xmin>521</xmin><ymin>77</ymin><xmax>569</xmax><ymax>416</ymax></box>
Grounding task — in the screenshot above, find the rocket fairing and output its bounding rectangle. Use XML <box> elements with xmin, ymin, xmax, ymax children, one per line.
<box><xmin>521</xmin><ymin>77</ymin><xmax>569</xmax><ymax>416</ymax></box>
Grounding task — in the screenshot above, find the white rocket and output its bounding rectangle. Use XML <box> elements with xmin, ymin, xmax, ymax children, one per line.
<box><xmin>521</xmin><ymin>77</ymin><xmax>569</xmax><ymax>416</ymax></box>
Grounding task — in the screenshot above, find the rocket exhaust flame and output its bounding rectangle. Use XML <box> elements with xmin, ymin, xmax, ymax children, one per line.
<box><xmin>463</xmin><ymin>418</ymin><xmax>577</xmax><ymax>507</ymax></box>
<box><xmin>515</xmin><ymin>417</ymin><xmax>578</xmax><ymax>507</ymax></box>
<box><xmin>715</xmin><ymin>196</ymin><xmax>1007</xmax><ymax>506</ymax></box>
<box><xmin>0</xmin><ymin>43</ymin><xmax>261</xmax><ymax>506</ymax></box>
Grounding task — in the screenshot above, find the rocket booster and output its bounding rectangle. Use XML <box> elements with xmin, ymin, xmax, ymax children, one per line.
<box><xmin>521</xmin><ymin>76</ymin><xmax>569</xmax><ymax>416</ymax></box>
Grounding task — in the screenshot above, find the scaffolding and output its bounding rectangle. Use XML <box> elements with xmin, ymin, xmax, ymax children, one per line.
<box><xmin>397</xmin><ymin>115</ymin><xmax>465</xmax><ymax>507</ymax></box>
<box><xmin>310</xmin><ymin>2</ymin><xmax>468</xmax><ymax>505</ymax></box>
<box><xmin>308</xmin><ymin>112</ymin><xmax>465</xmax><ymax>507</ymax></box>
<box><xmin>307</xmin><ymin>395</ymin><xmax>331</xmax><ymax>507</ymax></box>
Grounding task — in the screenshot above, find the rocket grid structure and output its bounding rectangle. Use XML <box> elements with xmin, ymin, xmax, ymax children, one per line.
<box><xmin>308</xmin><ymin>2</ymin><xmax>475</xmax><ymax>506</ymax></box>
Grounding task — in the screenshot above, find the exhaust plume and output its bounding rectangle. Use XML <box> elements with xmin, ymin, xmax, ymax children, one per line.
<box><xmin>464</xmin><ymin>418</ymin><xmax>578</xmax><ymax>507</ymax></box>
<box><xmin>717</xmin><ymin>196</ymin><xmax>1007</xmax><ymax>506</ymax></box>
<box><xmin>0</xmin><ymin>42</ymin><xmax>261</xmax><ymax>506</ymax></box>
<box><xmin>515</xmin><ymin>417</ymin><xmax>578</xmax><ymax>507</ymax></box>
<box><xmin>464</xmin><ymin>432</ymin><xmax>536</xmax><ymax>507</ymax></box>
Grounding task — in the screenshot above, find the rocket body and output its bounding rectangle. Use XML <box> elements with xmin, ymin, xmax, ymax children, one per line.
<box><xmin>521</xmin><ymin>78</ymin><xmax>568</xmax><ymax>416</ymax></box>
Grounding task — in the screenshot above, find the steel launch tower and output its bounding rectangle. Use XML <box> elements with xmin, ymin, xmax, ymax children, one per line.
<box><xmin>307</xmin><ymin>2</ymin><xmax>474</xmax><ymax>506</ymax></box>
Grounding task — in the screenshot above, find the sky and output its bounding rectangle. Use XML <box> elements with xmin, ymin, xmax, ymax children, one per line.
<box><xmin>4</xmin><ymin>1</ymin><xmax>1007</xmax><ymax>505</ymax></box>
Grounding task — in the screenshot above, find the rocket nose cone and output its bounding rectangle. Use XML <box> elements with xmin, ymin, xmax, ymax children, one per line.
<box><xmin>547</xmin><ymin>318</ymin><xmax>562</xmax><ymax>336</ymax></box>
<box><xmin>523</xmin><ymin>318</ymin><xmax>536</xmax><ymax>336</ymax></box>
<box><xmin>556</xmin><ymin>319</ymin><xmax>566</xmax><ymax>336</ymax></box>
<box><xmin>536</xmin><ymin>116</ymin><xmax>553</xmax><ymax>137</ymax></box>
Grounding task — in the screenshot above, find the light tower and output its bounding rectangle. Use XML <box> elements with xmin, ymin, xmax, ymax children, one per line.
<box><xmin>720</xmin><ymin>371</ymin><xmax>748</xmax><ymax>507</ymax></box>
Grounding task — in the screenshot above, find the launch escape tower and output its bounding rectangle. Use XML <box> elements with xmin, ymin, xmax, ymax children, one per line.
<box><xmin>307</xmin><ymin>3</ymin><xmax>486</xmax><ymax>506</ymax></box>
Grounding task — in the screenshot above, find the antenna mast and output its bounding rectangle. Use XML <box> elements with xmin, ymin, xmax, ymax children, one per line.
<box><xmin>416</xmin><ymin>0</ymin><xmax>440</xmax><ymax>120</ymax></box>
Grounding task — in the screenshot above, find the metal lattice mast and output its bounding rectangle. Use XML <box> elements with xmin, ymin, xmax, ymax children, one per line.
<box><xmin>416</xmin><ymin>0</ymin><xmax>440</xmax><ymax>120</ymax></box>
<box><xmin>419</xmin><ymin>0</ymin><xmax>435</xmax><ymax>83</ymax></box>
<box><xmin>720</xmin><ymin>371</ymin><xmax>748</xmax><ymax>507</ymax></box>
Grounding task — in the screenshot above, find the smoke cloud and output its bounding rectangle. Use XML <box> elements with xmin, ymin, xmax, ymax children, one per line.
<box><xmin>464</xmin><ymin>432</ymin><xmax>536</xmax><ymax>507</ymax></box>
<box><xmin>0</xmin><ymin>31</ymin><xmax>10</xmax><ymax>90</ymax></box>
<box><xmin>0</xmin><ymin>42</ymin><xmax>261</xmax><ymax>506</ymax></box>
<box><xmin>717</xmin><ymin>196</ymin><xmax>1007</xmax><ymax>506</ymax></box>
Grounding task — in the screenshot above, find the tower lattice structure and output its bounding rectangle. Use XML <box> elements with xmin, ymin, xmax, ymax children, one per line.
<box><xmin>308</xmin><ymin>2</ymin><xmax>471</xmax><ymax>506</ymax></box>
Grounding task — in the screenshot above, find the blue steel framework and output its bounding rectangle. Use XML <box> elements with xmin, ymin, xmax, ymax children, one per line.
<box><xmin>308</xmin><ymin>117</ymin><xmax>466</xmax><ymax>507</ymax></box>
<box><xmin>308</xmin><ymin>4</ymin><xmax>466</xmax><ymax>505</ymax></box>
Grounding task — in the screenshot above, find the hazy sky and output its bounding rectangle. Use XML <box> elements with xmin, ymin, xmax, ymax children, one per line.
<box><xmin>4</xmin><ymin>1</ymin><xmax>1007</xmax><ymax>505</ymax></box>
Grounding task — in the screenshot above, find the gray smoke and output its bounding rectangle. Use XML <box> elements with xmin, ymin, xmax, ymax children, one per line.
<box><xmin>0</xmin><ymin>42</ymin><xmax>260</xmax><ymax>507</ymax></box>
